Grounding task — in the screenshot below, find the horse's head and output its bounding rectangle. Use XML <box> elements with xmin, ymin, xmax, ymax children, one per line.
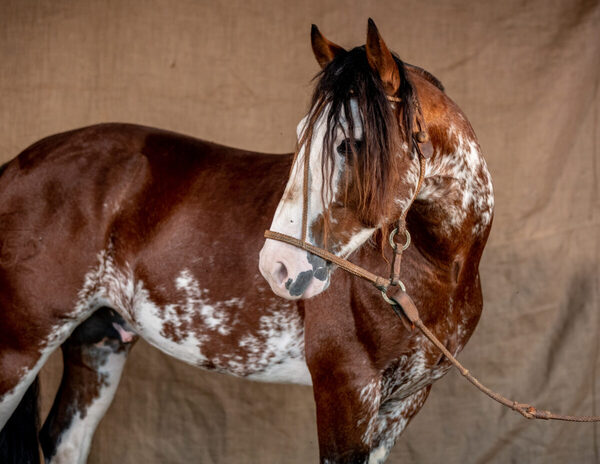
<box><xmin>260</xmin><ymin>19</ymin><xmax>422</xmax><ymax>300</ymax></box>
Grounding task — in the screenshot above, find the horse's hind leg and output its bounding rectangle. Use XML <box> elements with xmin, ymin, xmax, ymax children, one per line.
<box><xmin>40</xmin><ymin>307</ymin><xmax>137</xmax><ymax>464</ymax></box>
<box><xmin>367</xmin><ymin>386</ymin><xmax>431</xmax><ymax>464</ymax></box>
<box><xmin>0</xmin><ymin>377</ymin><xmax>41</xmax><ymax>464</ymax></box>
<box><xmin>0</xmin><ymin>325</ymin><xmax>69</xmax><ymax>464</ymax></box>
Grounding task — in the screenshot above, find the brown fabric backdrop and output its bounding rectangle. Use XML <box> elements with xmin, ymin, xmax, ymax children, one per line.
<box><xmin>1</xmin><ymin>0</ymin><xmax>599</xmax><ymax>462</ymax></box>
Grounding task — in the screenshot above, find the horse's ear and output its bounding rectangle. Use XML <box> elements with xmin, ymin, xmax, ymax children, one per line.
<box><xmin>366</xmin><ymin>18</ymin><xmax>400</xmax><ymax>96</ymax></box>
<box><xmin>311</xmin><ymin>24</ymin><xmax>345</xmax><ymax>69</ymax></box>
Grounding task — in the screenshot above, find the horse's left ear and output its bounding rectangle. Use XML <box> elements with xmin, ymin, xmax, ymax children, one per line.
<box><xmin>311</xmin><ymin>24</ymin><xmax>345</xmax><ymax>69</ymax></box>
<box><xmin>366</xmin><ymin>18</ymin><xmax>400</xmax><ymax>96</ymax></box>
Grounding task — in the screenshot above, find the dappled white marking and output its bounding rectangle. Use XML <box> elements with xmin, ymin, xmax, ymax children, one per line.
<box><xmin>369</xmin><ymin>388</ymin><xmax>429</xmax><ymax>464</ymax></box>
<box><xmin>244</xmin><ymin>307</ymin><xmax>311</xmax><ymax>385</ymax></box>
<box><xmin>358</xmin><ymin>379</ymin><xmax>382</xmax><ymax>444</ymax></box>
<box><xmin>368</xmin><ymin>444</ymin><xmax>388</xmax><ymax>464</ymax></box>
<box><xmin>338</xmin><ymin>227</ymin><xmax>376</xmax><ymax>259</ymax></box>
<box><xmin>170</xmin><ymin>269</ymin><xmax>233</xmax><ymax>336</ymax></box>
<box><xmin>418</xmin><ymin>129</ymin><xmax>494</xmax><ymax>235</ymax></box>
<box><xmin>0</xmin><ymin>362</ymin><xmax>45</xmax><ymax>431</ymax></box>
<box><xmin>74</xmin><ymin>250</ymin><xmax>310</xmax><ymax>384</ymax></box>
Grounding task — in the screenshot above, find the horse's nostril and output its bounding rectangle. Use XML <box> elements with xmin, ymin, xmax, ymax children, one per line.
<box><xmin>275</xmin><ymin>262</ymin><xmax>288</xmax><ymax>285</ymax></box>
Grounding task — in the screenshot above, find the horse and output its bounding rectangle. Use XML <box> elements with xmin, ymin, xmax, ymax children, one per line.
<box><xmin>0</xmin><ymin>19</ymin><xmax>493</xmax><ymax>464</ymax></box>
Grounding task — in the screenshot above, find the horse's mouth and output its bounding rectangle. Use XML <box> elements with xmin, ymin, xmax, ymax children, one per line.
<box><xmin>307</xmin><ymin>251</ymin><xmax>330</xmax><ymax>281</ymax></box>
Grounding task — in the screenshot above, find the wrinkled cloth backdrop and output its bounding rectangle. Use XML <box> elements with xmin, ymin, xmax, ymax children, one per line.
<box><xmin>1</xmin><ymin>0</ymin><xmax>599</xmax><ymax>462</ymax></box>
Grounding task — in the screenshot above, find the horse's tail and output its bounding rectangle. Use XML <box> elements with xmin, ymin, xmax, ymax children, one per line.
<box><xmin>0</xmin><ymin>376</ymin><xmax>41</xmax><ymax>464</ymax></box>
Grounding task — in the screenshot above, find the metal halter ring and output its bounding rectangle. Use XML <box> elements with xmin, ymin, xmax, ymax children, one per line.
<box><xmin>388</xmin><ymin>227</ymin><xmax>411</xmax><ymax>251</ymax></box>
<box><xmin>380</xmin><ymin>281</ymin><xmax>406</xmax><ymax>306</ymax></box>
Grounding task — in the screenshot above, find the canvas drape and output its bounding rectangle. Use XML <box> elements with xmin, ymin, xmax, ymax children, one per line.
<box><xmin>1</xmin><ymin>0</ymin><xmax>599</xmax><ymax>462</ymax></box>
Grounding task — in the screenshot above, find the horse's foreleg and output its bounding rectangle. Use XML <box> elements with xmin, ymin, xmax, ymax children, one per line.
<box><xmin>40</xmin><ymin>308</ymin><xmax>137</xmax><ymax>464</ymax></box>
<box><xmin>311</xmin><ymin>372</ymin><xmax>383</xmax><ymax>463</ymax></box>
<box><xmin>308</xmin><ymin>349</ymin><xmax>383</xmax><ymax>464</ymax></box>
<box><xmin>0</xmin><ymin>320</ymin><xmax>72</xmax><ymax>463</ymax></box>
<box><xmin>367</xmin><ymin>386</ymin><xmax>431</xmax><ymax>464</ymax></box>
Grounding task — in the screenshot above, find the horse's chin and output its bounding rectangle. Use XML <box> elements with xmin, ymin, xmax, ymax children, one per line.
<box><xmin>298</xmin><ymin>275</ymin><xmax>331</xmax><ymax>299</ymax></box>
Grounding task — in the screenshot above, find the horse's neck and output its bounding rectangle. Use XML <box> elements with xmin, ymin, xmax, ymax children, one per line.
<box><xmin>409</xmin><ymin>127</ymin><xmax>494</xmax><ymax>265</ymax></box>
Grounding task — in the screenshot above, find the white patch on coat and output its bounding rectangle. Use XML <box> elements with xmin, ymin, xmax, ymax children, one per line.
<box><xmin>49</xmin><ymin>350</ymin><xmax>128</xmax><ymax>464</ymax></box>
<box><xmin>418</xmin><ymin>128</ymin><xmax>494</xmax><ymax>235</ymax></box>
<box><xmin>70</xmin><ymin>247</ymin><xmax>207</xmax><ymax>367</ymax></box>
<box><xmin>338</xmin><ymin>227</ymin><xmax>376</xmax><ymax>259</ymax></box>
<box><xmin>368</xmin><ymin>443</ymin><xmax>389</xmax><ymax>464</ymax></box>
<box><xmin>390</xmin><ymin>349</ymin><xmax>428</xmax><ymax>398</ymax></box>
<box><xmin>73</xmin><ymin>249</ymin><xmax>310</xmax><ymax>384</ymax></box>
<box><xmin>133</xmin><ymin>279</ymin><xmax>210</xmax><ymax>365</ymax></box>
<box><xmin>0</xmin><ymin>357</ymin><xmax>49</xmax><ymax>430</ymax></box>
<box><xmin>357</xmin><ymin>379</ymin><xmax>382</xmax><ymax>444</ymax></box>
<box><xmin>395</xmin><ymin>153</ymin><xmax>422</xmax><ymax>213</ymax></box>
<box><xmin>237</xmin><ymin>301</ymin><xmax>311</xmax><ymax>385</ymax></box>
<box><xmin>369</xmin><ymin>388</ymin><xmax>429</xmax><ymax>464</ymax></box>
<box><xmin>381</xmin><ymin>342</ymin><xmax>453</xmax><ymax>404</ymax></box>
<box><xmin>172</xmin><ymin>270</ymin><xmax>233</xmax><ymax>336</ymax></box>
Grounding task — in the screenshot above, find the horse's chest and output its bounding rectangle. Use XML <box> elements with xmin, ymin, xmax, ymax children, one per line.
<box><xmin>381</xmin><ymin>345</ymin><xmax>452</xmax><ymax>400</ymax></box>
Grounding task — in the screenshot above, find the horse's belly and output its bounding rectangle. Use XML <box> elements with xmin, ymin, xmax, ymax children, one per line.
<box><xmin>246</xmin><ymin>354</ymin><xmax>312</xmax><ymax>385</ymax></box>
<box><xmin>74</xmin><ymin>249</ymin><xmax>311</xmax><ymax>385</ymax></box>
<box><xmin>213</xmin><ymin>307</ymin><xmax>311</xmax><ymax>385</ymax></box>
<box><xmin>135</xmin><ymin>301</ymin><xmax>312</xmax><ymax>386</ymax></box>
<box><xmin>122</xmin><ymin>272</ymin><xmax>311</xmax><ymax>384</ymax></box>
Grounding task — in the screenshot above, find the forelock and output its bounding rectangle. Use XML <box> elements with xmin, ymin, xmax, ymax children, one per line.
<box><xmin>298</xmin><ymin>46</ymin><xmax>417</xmax><ymax>228</ymax></box>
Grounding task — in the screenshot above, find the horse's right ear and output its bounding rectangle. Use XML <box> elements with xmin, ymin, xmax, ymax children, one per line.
<box><xmin>311</xmin><ymin>25</ymin><xmax>345</xmax><ymax>69</ymax></box>
<box><xmin>366</xmin><ymin>18</ymin><xmax>400</xmax><ymax>96</ymax></box>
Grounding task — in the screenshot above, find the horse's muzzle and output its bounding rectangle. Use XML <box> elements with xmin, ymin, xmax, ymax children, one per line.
<box><xmin>258</xmin><ymin>241</ymin><xmax>330</xmax><ymax>299</ymax></box>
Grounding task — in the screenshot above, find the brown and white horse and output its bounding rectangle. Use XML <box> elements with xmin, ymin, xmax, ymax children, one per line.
<box><xmin>0</xmin><ymin>20</ymin><xmax>492</xmax><ymax>464</ymax></box>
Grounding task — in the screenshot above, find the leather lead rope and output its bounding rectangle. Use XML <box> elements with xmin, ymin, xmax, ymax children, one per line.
<box><xmin>396</xmin><ymin>293</ymin><xmax>600</xmax><ymax>422</ymax></box>
<box><xmin>264</xmin><ymin>95</ymin><xmax>600</xmax><ymax>423</ymax></box>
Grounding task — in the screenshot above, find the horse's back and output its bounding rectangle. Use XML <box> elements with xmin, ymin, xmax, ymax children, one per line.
<box><xmin>0</xmin><ymin>122</ymin><xmax>288</xmax><ymax>266</ymax></box>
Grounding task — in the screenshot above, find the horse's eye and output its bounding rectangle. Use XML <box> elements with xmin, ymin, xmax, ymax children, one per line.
<box><xmin>336</xmin><ymin>138</ymin><xmax>362</xmax><ymax>157</ymax></box>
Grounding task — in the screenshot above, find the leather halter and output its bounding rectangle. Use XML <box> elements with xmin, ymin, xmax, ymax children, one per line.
<box><xmin>263</xmin><ymin>95</ymin><xmax>600</xmax><ymax>423</ymax></box>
